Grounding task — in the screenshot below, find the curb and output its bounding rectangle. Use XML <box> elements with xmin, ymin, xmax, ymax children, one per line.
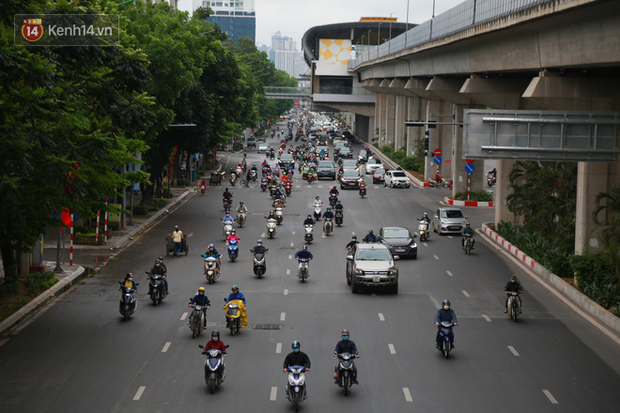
<box><xmin>444</xmin><ymin>197</ymin><xmax>494</xmax><ymax>207</ymax></box>
<box><xmin>0</xmin><ymin>264</ymin><xmax>87</xmax><ymax>336</ymax></box>
<box><xmin>480</xmin><ymin>223</ymin><xmax>620</xmax><ymax>336</ymax></box>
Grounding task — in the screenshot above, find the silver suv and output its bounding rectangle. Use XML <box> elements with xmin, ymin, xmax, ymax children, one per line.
<box><xmin>346</xmin><ymin>243</ymin><xmax>399</xmax><ymax>294</ymax></box>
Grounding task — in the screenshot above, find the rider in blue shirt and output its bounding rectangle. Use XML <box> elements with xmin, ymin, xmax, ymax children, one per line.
<box><xmin>333</xmin><ymin>329</ymin><xmax>359</xmax><ymax>384</ymax></box>
<box><xmin>222</xmin><ymin>213</ymin><xmax>235</xmax><ymax>224</ymax></box>
<box><xmin>189</xmin><ymin>287</ymin><xmax>210</xmax><ymax>328</ymax></box>
<box><xmin>226</xmin><ymin>285</ymin><xmax>246</xmax><ymax>304</ymax></box>
<box><xmin>294</xmin><ymin>245</ymin><xmax>314</xmax><ymax>261</ymax></box>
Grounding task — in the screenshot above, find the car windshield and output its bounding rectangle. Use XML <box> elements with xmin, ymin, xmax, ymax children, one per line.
<box><xmin>441</xmin><ymin>210</ymin><xmax>464</xmax><ymax>219</ymax></box>
<box><xmin>335</xmin><ymin>142</ymin><xmax>346</xmax><ymax>147</ymax></box>
<box><xmin>375</xmin><ymin>168</ymin><xmax>386</xmax><ymax>174</ymax></box>
<box><xmin>368</xmin><ymin>159</ymin><xmax>380</xmax><ymax>165</ymax></box>
<box><xmin>356</xmin><ymin>248</ymin><xmax>392</xmax><ymax>261</ymax></box>
<box><xmin>317</xmin><ymin>146</ymin><xmax>327</xmax><ymax>152</ymax></box>
<box><xmin>343</xmin><ymin>170</ymin><xmax>359</xmax><ymax>177</ymax></box>
<box><xmin>318</xmin><ymin>161</ymin><xmax>334</xmax><ymax>168</ymax></box>
<box><xmin>342</xmin><ymin>161</ymin><xmax>357</xmax><ymax>167</ymax></box>
<box><xmin>392</xmin><ymin>171</ymin><xmax>406</xmax><ymax>177</ymax></box>
<box><xmin>383</xmin><ymin>228</ymin><xmax>410</xmax><ymax>238</ymax></box>
<box><xmin>340</xmin><ymin>148</ymin><xmax>351</xmax><ymax>152</ymax></box>
<box><xmin>280</xmin><ymin>154</ymin><xmax>293</xmax><ymax>160</ymax></box>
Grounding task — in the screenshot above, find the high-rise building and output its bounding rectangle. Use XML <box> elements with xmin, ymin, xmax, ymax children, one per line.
<box><xmin>193</xmin><ymin>0</ymin><xmax>255</xmax><ymax>43</ymax></box>
<box><xmin>267</xmin><ymin>32</ymin><xmax>308</xmax><ymax>79</ymax></box>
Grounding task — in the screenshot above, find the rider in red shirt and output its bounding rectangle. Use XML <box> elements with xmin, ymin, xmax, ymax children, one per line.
<box><xmin>226</xmin><ymin>229</ymin><xmax>240</xmax><ymax>243</ymax></box>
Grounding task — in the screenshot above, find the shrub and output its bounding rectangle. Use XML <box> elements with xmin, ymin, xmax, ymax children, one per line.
<box><xmin>163</xmin><ymin>187</ymin><xmax>172</xmax><ymax>198</ymax></box>
<box><xmin>26</xmin><ymin>271</ymin><xmax>58</xmax><ymax>295</ymax></box>
<box><xmin>453</xmin><ymin>190</ymin><xmax>494</xmax><ymax>202</ymax></box>
<box><xmin>177</xmin><ymin>178</ymin><xmax>187</xmax><ymax>186</ymax></box>
<box><xmin>154</xmin><ymin>198</ymin><xmax>168</xmax><ymax>208</ymax></box>
<box><xmin>132</xmin><ymin>205</ymin><xmax>149</xmax><ymax>215</ymax></box>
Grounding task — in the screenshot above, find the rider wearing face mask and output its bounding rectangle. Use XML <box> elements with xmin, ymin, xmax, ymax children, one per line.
<box><xmin>283</xmin><ymin>341</ymin><xmax>311</xmax><ymax>373</ymax></box>
<box><xmin>435</xmin><ymin>300</ymin><xmax>458</xmax><ymax>349</ymax></box>
<box><xmin>189</xmin><ymin>286</ymin><xmax>211</xmax><ymax>328</ymax></box>
<box><xmin>504</xmin><ymin>275</ymin><xmax>524</xmax><ymax>313</ymax></box>
<box><xmin>333</xmin><ymin>329</ymin><xmax>359</xmax><ymax>384</ymax></box>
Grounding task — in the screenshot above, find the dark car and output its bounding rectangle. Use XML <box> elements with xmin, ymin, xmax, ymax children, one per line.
<box><xmin>358</xmin><ymin>149</ymin><xmax>371</xmax><ymax>163</ymax></box>
<box><xmin>339</xmin><ymin>147</ymin><xmax>353</xmax><ymax>158</ymax></box>
<box><xmin>340</xmin><ymin>169</ymin><xmax>361</xmax><ymax>189</ymax></box>
<box><xmin>372</xmin><ymin>168</ymin><xmax>386</xmax><ymax>183</ymax></box>
<box><xmin>316</xmin><ymin>160</ymin><xmax>337</xmax><ymax>180</ymax></box>
<box><xmin>278</xmin><ymin>153</ymin><xmax>295</xmax><ymax>169</ymax></box>
<box><xmin>378</xmin><ymin>227</ymin><xmax>418</xmax><ymax>259</ymax></box>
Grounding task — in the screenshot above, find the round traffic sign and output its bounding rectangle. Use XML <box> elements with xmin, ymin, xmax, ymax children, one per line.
<box><xmin>434</xmin><ymin>148</ymin><xmax>442</xmax><ymax>157</ymax></box>
<box><xmin>465</xmin><ymin>163</ymin><xmax>475</xmax><ymax>173</ymax></box>
<box><xmin>434</xmin><ymin>156</ymin><xmax>442</xmax><ymax>165</ymax></box>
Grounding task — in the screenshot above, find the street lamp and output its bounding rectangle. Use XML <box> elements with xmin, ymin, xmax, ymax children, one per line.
<box><xmin>433</xmin><ymin>0</ymin><xmax>436</xmax><ymax>18</ymax></box>
<box><xmin>377</xmin><ymin>22</ymin><xmax>383</xmax><ymax>45</ymax></box>
<box><xmin>389</xmin><ymin>13</ymin><xmax>393</xmax><ymax>41</ymax></box>
<box><xmin>367</xmin><ymin>29</ymin><xmax>371</xmax><ymax>46</ymax></box>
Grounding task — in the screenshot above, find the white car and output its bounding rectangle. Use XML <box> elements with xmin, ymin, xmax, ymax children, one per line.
<box><xmin>257</xmin><ymin>143</ymin><xmax>271</xmax><ymax>153</ymax></box>
<box><xmin>365</xmin><ymin>158</ymin><xmax>383</xmax><ymax>175</ymax></box>
<box><xmin>384</xmin><ymin>170</ymin><xmax>411</xmax><ymax>188</ymax></box>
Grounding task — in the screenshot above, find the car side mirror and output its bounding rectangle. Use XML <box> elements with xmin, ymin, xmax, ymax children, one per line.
<box><xmin>346</xmin><ymin>255</ymin><xmax>353</xmax><ymax>260</ymax></box>
<box><xmin>465</xmin><ymin>216</ymin><xmax>469</xmax><ymax>219</ymax></box>
<box><xmin>393</xmin><ymin>256</ymin><xmax>400</xmax><ymax>260</ymax></box>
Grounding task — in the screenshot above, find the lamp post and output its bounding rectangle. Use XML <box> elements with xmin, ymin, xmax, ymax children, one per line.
<box><xmin>406</xmin><ymin>0</ymin><xmax>410</xmax><ymax>31</ymax></box>
<box><xmin>389</xmin><ymin>13</ymin><xmax>393</xmax><ymax>40</ymax></box>
<box><xmin>433</xmin><ymin>0</ymin><xmax>436</xmax><ymax>18</ymax></box>
<box><xmin>367</xmin><ymin>29</ymin><xmax>371</xmax><ymax>46</ymax></box>
<box><xmin>377</xmin><ymin>22</ymin><xmax>384</xmax><ymax>45</ymax></box>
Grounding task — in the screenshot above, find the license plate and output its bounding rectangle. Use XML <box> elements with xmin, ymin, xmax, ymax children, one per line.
<box><xmin>373</xmin><ymin>276</ymin><xmax>381</xmax><ymax>283</ymax></box>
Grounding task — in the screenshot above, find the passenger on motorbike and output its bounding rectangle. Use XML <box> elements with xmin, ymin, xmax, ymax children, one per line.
<box><xmin>329</xmin><ymin>186</ymin><xmax>339</xmax><ymax>197</ymax></box>
<box><xmin>149</xmin><ymin>259</ymin><xmax>168</xmax><ymax>295</ymax></box>
<box><xmin>226</xmin><ymin>285</ymin><xmax>246</xmax><ymax>304</ymax></box>
<box><xmin>362</xmin><ymin>230</ymin><xmax>377</xmax><ymax>243</ymax></box>
<box><xmin>189</xmin><ymin>287</ymin><xmax>211</xmax><ymax>328</ymax></box>
<box><xmin>222</xmin><ymin>213</ymin><xmax>235</xmax><ymax>225</ymax></box>
<box><xmin>283</xmin><ymin>341</ymin><xmax>311</xmax><ymax>373</ymax></box>
<box><xmin>333</xmin><ymin>329</ymin><xmax>359</xmax><ymax>384</ymax></box>
<box><xmin>294</xmin><ymin>245</ymin><xmax>313</xmax><ymax>262</ymax></box>
<box><xmin>461</xmin><ymin>223</ymin><xmax>475</xmax><ymax>249</ymax></box>
<box><xmin>303</xmin><ymin>215</ymin><xmax>315</xmax><ymax>226</ymax></box>
<box><xmin>205</xmin><ymin>244</ymin><xmax>222</xmax><ymax>275</ymax></box>
<box><xmin>504</xmin><ymin>275</ymin><xmax>524</xmax><ymax>313</ymax></box>
<box><xmin>435</xmin><ymin>300</ymin><xmax>458</xmax><ymax>349</ymax></box>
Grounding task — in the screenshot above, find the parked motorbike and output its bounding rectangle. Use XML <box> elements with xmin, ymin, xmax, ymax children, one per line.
<box><xmin>463</xmin><ymin>234</ymin><xmax>473</xmax><ymax>255</ymax></box>
<box><xmin>335</xmin><ymin>353</ymin><xmax>358</xmax><ymax>396</ymax></box>
<box><xmin>437</xmin><ymin>321</ymin><xmax>455</xmax><ymax>359</ymax></box>
<box><xmin>118</xmin><ymin>281</ymin><xmax>138</xmax><ymax>321</ymax></box>
<box><xmin>223</xmin><ymin>223</ymin><xmax>233</xmax><ymax>240</ymax></box>
<box><xmin>189</xmin><ymin>303</ymin><xmax>206</xmax><ymax>338</ymax></box>
<box><xmin>237</xmin><ymin>211</ymin><xmax>246</xmax><ymax>227</ymax></box>
<box><xmin>275</xmin><ymin>207</ymin><xmax>284</xmax><ymax>225</ymax></box>
<box><xmin>417</xmin><ymin>220</ymin><xmax>430</xmax><ymax>242</ymax></box>
<box><xmin>253</xmin><ymin>250</ymin><xmax>268</xmax><ymax>278</ymax></box>
<box><xmin>227</xmin><ymin>239</ymin><xmax>239</xmax><ymax>262</ymax></box>
<box><xmin>359</xmin><ymin>185</ymin><xmax>367</xmax><ymax>198</ymax></box>
<box><xmin>323</xmin><ymin>218</ymin><xmax>334</xmax><ymax>236</ymax></box>
<box><xmin>146</xmin><ymin>271</ymin><xmax>166</xmax><ymax>306</ymax></box>
<box><xmin>297</xmin><ymin>258</ymin><xmax>310</xmax><ymax>283</ymax></box>
<box><xmin>202</xmin><ymin>255</ymin><xmax>220</xmax><ymax>284</ymax></box>
<box><xmin>285</xmin><ymin>365</ymin><xmax>308</xmax><ymax>412</ymax></box>
<box><xmin>329</xmin><ymin>194</ymin><xmax>338</xmax><ymax>208</ymax></box>
<box><xmin>507</xmin><ymin>291</ymin><xmax>521</xmax><ymax>322</ymax></box>
<box><xmin>198</xmin><ymin>344</ymin><xmax>229</xmax><ymax>393</ymax></box>
<box><xmin>304</xmin><ymin>224</ymin><xmax>314</xmax><ymax>244</ymax></box>
<box><xmin>266</xmin><ymin>218</ymin><xmax>277</xmax><ymax>239</ymax></box>
<box><xmin>224</xmin><ymin>298</ymin><xmax>243</xmax><ymax>335</ymax></box>
<box><xmin>335</xmin><ymin>210</ymin><xmax>343</xmax><ymax>226</ymax></box>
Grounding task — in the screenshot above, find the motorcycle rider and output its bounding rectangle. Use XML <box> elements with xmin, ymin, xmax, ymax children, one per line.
<box><xmin>223</xmin><ymin>188</ymin><xmax>233</xmax><ymax>205</ymax></box>
<box><xmin>312</xmin><ymin>195</ymin><xmax>323</xmax><ymax>211</ymax></box>
<box><xmin>149</xmin><ymin>259</ymin><xmax>168</xmax><ymax>296</ymax></box>
<box><xmin>333</xmin><ymin>329</ymin><xmax>359</xmax><ymax>384</ymax></box>
<box><xmin>504</xmin><ymin>275</ymin><xmax>524</xmax><ymax>314</ymax></box>
<box><xmin>204</xmin><ymin>244</ymin><xmax>222</xmax><ymax>275</ymax></box>
<box><xmin>420</xmin><ymin>212</ymin><xmax>431</xmax><ymax>224</ymax></box>
<box><xmin>266</xmin><ymin>210</ymin><xmax>277</xmax><ymax>222</ymax></box>
<box><xmin>189</xmin><ymin>286</ymin><xmax>211</xmax><ymax>328</ymax></box>
<box><xmin>435</xmin><ymin>299</ymin><xmax>458</xmax><ymax>349</ymax></box>
<box><xmin>283</xmin><ymin>341</ymin><xmax>311</xmax><ymax>398</ymax></box>
<box><xmin>461</xmin><ymin>223</ymin><xmax>475</xmax><ymax>249</ymax></box>
<box><xmin>362</xmin><ymin>230</ymin><xmax>377</xmax><ymax>243</ymax></box>
<box><xmin>322</xmin><ymin>207</ymin><xmax>334</xmax><ymax>221</ymax></box>
<box><xmin>222</xmin><ymin>213</ymin><xmax>235</xmax><ymax>225</ymax></box>
<box><xmin>203</xmin><ymin>330</ymin><xmax>227</xmax><ymax>379</ymax></box>
<box><xmin>329</xmin><ymin>186</ymin><xmax>340</xmax><ymax>197</ymax></box>
<box><xmin>236</xmin><ymin>201</ymin><xmax>248</xmax><ymax>216</ymax></box>
<box><xmin>120</xmin><ymin>272</ymin><xmax>137</xmax><ymax>292</ymax></box>
<box><xmin>294</xmin><ymin>245</ymin><xmax>313</xmax><ymax>263</ymax></box>
<box><xmin>345</xmin><ymin>235</ymin><xmax>358</xmax><ymax>250</ymax></box>
<box><xmin>226</xmin><ymin>229</ymin><xmax>240</xmax><ymax>244</ymax></box>
<box><xmin>303</xmin><ymin>214</ymin><xmax>315</xmax><ymax>226</ymax></box>
<box><xmin>226</xmin><ymin>285</ymin><xmax>246</xmax><ymax>304</ymax></box>
<box><xmin>334</xmin><ymin>201</ymin><xmax>344</xmax><ymax>212</ymax></box>
<box><xmin>157</xmin><ymin>256</ymin><xmax>167</xmax><ymax>273</ymax></box>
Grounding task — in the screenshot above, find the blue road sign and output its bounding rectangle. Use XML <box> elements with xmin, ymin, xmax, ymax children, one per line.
<box><xmin>465</xmin><ymin>163</ymin><xmax>475</xmax><ymax>173</ymax></box>
<box><xmin>434</xmin><ymin>156</ymin><xmax>442</xmax><ymax>164</ymax></box>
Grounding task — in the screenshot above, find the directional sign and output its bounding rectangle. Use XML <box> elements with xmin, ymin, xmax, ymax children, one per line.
<box><xmin>465</xmin><ymin>163</ymin><xmax>475</xmax><ymax>173</ymax></box>
<box><xmin>434</xmin><ymin>156</ymin><xmax>442</xmax><ymax>165</ymax></box>
<box><xmin>434</xmin><ymin>148</ymin><xmax>442</xmax><ymax>157</ymax></box>
<box><xmin>465</xmin><ymin>158</ymin><xmax>475</xmax><ymax>163</ymax></box>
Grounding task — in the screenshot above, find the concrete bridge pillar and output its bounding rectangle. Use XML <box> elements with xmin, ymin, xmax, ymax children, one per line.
<box><xmin>406</xmin><ymin>96</ymin><xmax>424</xmax><ymax>157</ymax></box>
<box><xmin>374</xmin><ymin>93</ymin><xmax>385</xmax><ymax>144</ymax></box>
<box><xmin>451</xmin><ymin>104</ymin><xmax>484</xmax><ymax>196</ymax></box>
<box><xmin>494</xmin><ymin>160</ymin><xmax>518</xmax><ymax>224</ymax></box>
<box><xmin>384</xmin><ymin>94</ymin><xmax>396</xmax><ymax>147</ymax></box>
<box><xmin>426</xmin><ymin>100</ymin><xmax>451</xmax><ymax>180</ymax></box>
<box><xmin>394</xmin><ymin>95</ymin><xmax>407</xmax><ymax>150</ymax></box>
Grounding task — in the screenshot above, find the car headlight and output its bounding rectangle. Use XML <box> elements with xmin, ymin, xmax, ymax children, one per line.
<box><xmin>388</xmin><ymin>267</ymin><xmax>398</xmax><ymax>275</ymax></box>
<box><xmin>355</xmin><ymin>268</ymin><xmax>364</xmax><ymax>275</ymax></box>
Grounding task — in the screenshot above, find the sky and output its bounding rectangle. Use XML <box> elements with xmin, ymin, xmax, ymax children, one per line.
<box><xmin>177</xmin><ymin>0</ymin><xmax>465</xmax><ymax>49</ymax></box>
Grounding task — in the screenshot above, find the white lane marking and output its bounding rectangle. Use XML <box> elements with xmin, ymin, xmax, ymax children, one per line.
<box><xmin>378</xmin><ymin>313</ymin><xmax>385</xmax><ymax>321</ymax></box>
<box><xmin>276</xmin><ymin>343</ymin><xmax>282</xmax><ymax>354</ymax></box>
<box><xmin>180</xmin><ymin>312</ymin><xmax>188</xmax><ymax>321</ymax></box>
<box><xmin>403</xmin><ymin>387</ymin><xmax>413</xmax><ymax>402</ymax></box>
<box><xmin>374</xmin><ymin>186</ymin><xmax>379</xmax><ymax>189</ymax></box>
<box><xmin>295</xmin><ymin>185</ymin><xmax>301</xmax><ymax>188</ymax></box>
<box><xmin>321</xmin><ymin>234</ymin><xmax>327</xmax><ymax>238</ymax></box>
<box><xmin>292</xmin><ymin>231</ymin><xmax>296</xmax><ymax>235</ymax></box>
<box><xmin>261</xmin><ymin>233</ymin><xmax>266</xmax><ymax>237</ymax></box>
<box><xmin>508</xmin><ymin>346</ymin><xmax>520</xmax><ymax>356</ymax></box>
<box><xmin>462</xmin><ymin>290</ymin><xmax>470</xmax><ymax>298</ymax></box>
<box><xmin>447</xmin><ymin>236</ymin><xmax>454</xmax><ymax>239</ymax></box>
<box><xmin>283</xmin><ymin>289</ymin><xmax>289</xmax><ymax>295</ymax></box>
<box><xmin>270</xmin><ymin>386</ymin><xmax>278</xmax><ymax>401</ymax></box>
<box><xmin>388</xmin><ymin>343</ymin><xmax>396</xmax><ymax>354</ymax></box>
<box><xmin>423</xmin><ymin>242</ymin><xmax>428</xmax><ymax>247</ymax></box>
<box><xmin>161</xmin><ymin>342</ymin><xmax>171</xmax><ymax>353</ymax></box>
<box><xmin>187</xmin><ymin>232</ymin><xmax>194</xmax><ymax>237</ymax></box>
<box><xmin>133</xmin><ymin>386</ymin><xmax>146</xmax><ymax>401</ymax></box>
<box><xmin>317</xmin><ymin>185</ymin><xmax>323</xmax><ymax>188</ymax></box>
<box><xmin>351</xmin><ymin>231</ymin><xmax>356</xmax><ymax>236</ymax></box>
<box><xmin>543</xmin><ymin>389</ymin><xmax>559</xmax><ymax>404</ymax></box>
<box><xmin>288</xmin><ymin>255</ymin><xmax>292</xmax><ymax>260</ymax></box>
<box><xmin>433</xmin><ymin>255</ymin><xmax>439</xmax><ymax>260</ymax></box>
<box><xmin>286</xmin><ymin>269</ymin><xmax>291</xmax><ymax>275</ymax></box>
<box><xmin>446</xmin><ymin>270</ymin><xmax>453</xmax><ymax>277</ymax></box>
<box><xmin>290</xmin><ymin>242</ymin><xmax>294</xmax><ymax>247</ymax></box>
<box><xmin>280</xmin><ymin>312</ymin><xmax>286</xmax><ymax>321</ymax></box>
<box><xmin>482</xmin><ymin>314</ymin><xmax>492</xmax><ymax>322</ymax></box>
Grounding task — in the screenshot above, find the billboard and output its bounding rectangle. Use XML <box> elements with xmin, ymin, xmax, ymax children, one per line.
<box><xmin>319</xmin><ymin>39</ymin><xmax>351</xmax><ymax>65</ymax></box>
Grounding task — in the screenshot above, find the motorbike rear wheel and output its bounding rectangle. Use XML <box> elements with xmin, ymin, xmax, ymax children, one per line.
<box><xmin>123</xmin><ymin>312</ymin><xmax>129</xmax><ymax>321</ymax></box>
<box><xmin>151</xmin><ymin>292</ymin><xmax>158</xmax><ymax>306</ymax></box>
<box><xmin>443</xmin><ymin>341</ymin><xmax>450</xmax><ymax>359</ymax></box>
<box><xmin>511</xmin><ymin>301</ymin><xmax>518</xmax><ymax>322</ymax></box>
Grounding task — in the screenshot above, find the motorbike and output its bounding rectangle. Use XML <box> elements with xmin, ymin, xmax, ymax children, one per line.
<box><xmin>235</xmin><ymin>166</ymin><xmax>243</xmax><ymax>176</ymax></box>
<box><xmin>275</xmin><ymin>207</ymin><xmax>284</xmax><ymax>225</ymax></box>
<box><xmin>329</xmin><ymin>194</ymin><xmax>338</xmax><ymax>208</ymax></box>
<box><xmin>487</xmin><ymin>172</ymin><xmax>497</xmax><ymax>187</ymax></box>
<box><xmin>198</xmin><ymin>344</ymin><xmax>229</xmax><ymax>393</ymax></box>
<box><xmin>335</xmin><ymin>353</ymin><xmax>358</xmax><ymax>396</ymax></box>
<box><xmin>223</xmin><ymin>197</ymin><xmax>232</xmax><ymax>211</ymax></box>
<box><xmin>507</xmin><ymin>291</ymin><xmax>521</xmax><ymax>322</ymax></box>
<box><xmin>335</xmin><ymin>210</ymin><xmax>343</xmax><ymax>227</ymax></box>
<box><xmin>463</xmin><ymin>234</ymin><xmax>473</xmax><ymax>255</ymax></box>
<box><xmin>437</xmin><ymin>321</ymin><xmax>455</xmax><ymax>359</ymax></box>
<box><xmin>304</xmin><ymin>224</ymin><xmax>314</xmax><ymax>244</ymax></box>
<box><xmin>313</xmin><ymin>205</ymin><xmax>322</xmax><ymax>220</ymax></box>
<box><xmin>250</xmin><ymin>170</ymin><xmax>258</xmax><ymax>180</ymax></box>
<box><xmin>260</xmin><ymin>178</ymin><xmax>268</xmax><ymax>192</ymax></box>
<box><xmin>297</xmin><ymin>258</ymin><xmax>310</xmax><ymax>283</ymax></box>
<box><xmin>253</xmin><ymin>249</ymin><xmax>268</xmax><ymax>278</ymax></box>
<box><xmin>200</xmin><ymin>184</ymin><xmax>206</xmax><ymax>196</ymax></box>
<box><xmin>307</xmin><ymin>173</ymin><xmax>314</xmax><ymax>184</ymax></box>
<box><xmin>266</xmin><ymin>218</ymin><xmax>277</xmax><ymax>239</ymax></box>
<box><xmin>285</xmin><ymin>182</ymin><xmax>292</xmax><ymax>196</ymax></box>
<box><xmin>118</xmin><ymin>281</ymin><xmax>138</xmax><ymax>321</ymax></box>
<box><xmin>224</xmin><ymin>298</ymin><xmax>243</xmax><ymax>335</ymax></box>
<box><xmin>270</xmin><ymin>151</ymin><xmax>275</xmax><ymax>160</ymax></box>
<box><xmin>227</xmin><ymin>239</ymin><xmax>239</xmax><ymax>262</ymax></box>
<box><xmin>237</xmin><ymin>211</ymin><xmax>246</xmax><ymax>227</ymax></box>
<box><xmin>146</xmin><ymin>271</ymin><xmax>166</xmax><ymax>306</ymax></box>
<box><xmin>417</xmin><ymin>220</ymin><xmax>430</xmax><ymax>242</ymax></box>
<box><xmin>229</xmin><ymin>172</ymin><xmax>237</xmax><ymax>186</ymax></box>
<box><xmin>189</xmin><ymin>303</ymin><xmax>206</xmax><ymax>338</ymax></box>
<box><xmin>285</xmin><ymin>365</ymin><xmax>307</xmax><ymax>412</ymax></box>
<box><xmin>323</xmin><ymin>218</ymin><xmax>334</xmax><ymax>236</ymax></box>
<box><xmin>203</xmin><ymin>255</ymin><xmax>220</xmax><ymax>284</ymax></box>
<box><xmin>359</xmin><ymin>185</ymin><xmax>367</xmax><ymax>198</ymax></box>
<box><xmin>223</xmin><ymin>222</ymin><xmax>233</xmax><ymax>240</ymax></box>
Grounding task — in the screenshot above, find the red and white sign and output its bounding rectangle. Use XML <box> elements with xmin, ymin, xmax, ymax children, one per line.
<box><xmin>433</xmin><ymin>149</ymin><xmax>442</xmax><ymax>157</ymax></box>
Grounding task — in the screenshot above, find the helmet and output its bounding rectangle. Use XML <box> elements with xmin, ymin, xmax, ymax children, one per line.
<box><xmin>209</xmin><ymin>244</ymin><xmax>214</xmax><ymax>249</ymax></box>
<box><xmin>352</xmin><ymin>235</ymin><xmax>357</xmax><ymax>240</ymax></box>
<box><xmin>126</xmin><ymin>272</ymin><xmax>133</xmax><ymax>279</ymax></box>
<box><xmin>369</xmin><ymin>230</ymin><xmax>374</xmax><ymax>234</ymax></box>
<box><xmin>302</xmin><ymin>245</ymin><xmax>308</xmax><ymax>251</ymax></box>
<box><xmin>257</xmin><ymin>239</ymin><xmax>262</xmax><ymax>244</ymax></box>
<box><xmin>292</xmin><ymin>340</ymin><xmax>301</xmax><ymax>350</ymax></box>
<box><xmin>225</xmin><ymin>187</ymin><xmax>229</xmax><ymax>191</ymax></box>
<box><xmin>211</xmin><ymin>330</ymin><xmax>220</xmax><ymax>341</ymax></box>
<box><xmin>342</xmin><ymin>329</ymin><xmax>350</xmax><ymax>340</ymax></box>
<box><xmin>442</xmin><ymin>299</ymin><xmax>451</xmax><ymax>308</ymax></box>
<box><xmin>198</xmin><ymin>287</ymin><xmax>205</xmax><ymax>292</ymax></box>
<box><xmin>307</xmin><ymin>215</ymin><xmax>312</xmax><ymax>219</ymax></box>
<box><xmin>424</xmin><ymin>212</ymin><xmax>428</xmax><ymax>216</ymax></box>
<box><xmin>333</xmin><ymin>185</ymin><xmax>337</xmax><ymax>189</ymax></box>
<box><xmin>240</xmin><ymin>201</ymin><xmax>244</xmax><ymax>205</ymax></box>
<box><xmin>466</xmin><ymin>223</ymin><xmax>471</xmax><ymax>227</ymax></box>
<box><xmin>327</xmin><ymin>208</ymin><xmax>331</xmax><ymax>211</ymax></box>
<box><xmin>232</xmin><ymin>285</ymin><xmax>239</xmax><ymax>291</ymax></box>
<box><xmin>158</xmin><ymin>256</ymin><xmax>164</xmax><ymax>260</ymax></box>
<box><xmin>231</xmin><ymin>229</ymin><xmax>236</xmax><ymax>234</ymax></box>
<box><xmin>175</xmin><ymin>225</ymin><xmax>180</xmax><ymax>230</ymax></box>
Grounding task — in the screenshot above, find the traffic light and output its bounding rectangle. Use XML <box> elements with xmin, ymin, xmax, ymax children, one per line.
<box><xmin>424</xmin><ymin>133</ymin><xmax>429</xmax><ymax>155</ymax></box>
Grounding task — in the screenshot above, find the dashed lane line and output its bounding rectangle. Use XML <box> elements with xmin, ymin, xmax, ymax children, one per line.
<box><xmin>280</xmin><ymin>312</ymin><xmax>286</xmax><ymax>321</ymax></box>
<box><xmin>482</xmin><ymin>314</ymin><xmax>492</xmax><ymax>322</ymax></box>
<box><xmin>290</xmin><ymin>242</ymin><xmax>294</xmax><ymax>247</ymax></box>
<box><xmin>388</xmin><ymin>343</ymin><xmax>396</xmax><ymax>354</ymax></box>
<box><xmin>161</xmin><ymin>342</ymin><xmax>171</xmax><ymax>353</ymax></box>
<box><xmin>270</xmin><ymin>386</ymin><xmax>278</xmax><ymax>401</ymax></box>
<box><xmin>423</xmin><ymin>242</ymin><xmax>428</xmax><ymax>247</ymax></box>
<box><xmin>462</xmin><ymin>290</ymin><xmax>470</xmax><ymax>298</ymax></box>
<box><xmin>133</xmin><ymin>386</ymin><xmax>146</xmax><ymax>401</ymax></box>
<box><xmin>283</xmin><ymin>289</ymin><xmax>289</xmax><ymax>295</ymax></box>
<box><xmin>286</xmin><ymin>269</ymin><xmax>291</xmax><ymax>275</ymax></box>
<box><xmin>288</xmin><ymin>255</ymin><xmax>292</xmax><ymax>260</ymax></box>
<box><xmin>543</xmin><ymin>389</ymin><xmax>559</xmax><ymax>404</ymax></box>
<box><xmin>446</xmin><ymin>270</ymin><xmax>453</xmax><ymax>277</ymax></box>
<box><xmin>508</xmin><ymin>346</ymin><xmax>520</xmax><ymax>356</ymax></box>
<box><xmin>378</xmin><ymin>313</ymin><xmax>385</xmax><ymax>321</ymax></box>
<box><xmin>180</xmin><ymin>312</ymin><xmax>188</xmax><ymax>321</ymax></box>
<box><xmin>292</xmin><ymin>231</ymin><xmax>296</xmax><ymax>235</ymax></box>
<box><xmin>434</xmin><ymin>255</ymin><xmax>439</xmax><ymax>260</ymax></box>
<box><xmin>403</xmin><ymin>387</ymin><xmax>413</xmax><ymax>402</ymax></box>
<box><xmin>276</xmin><ymin>343</ymin><xmax>282</xmax><ymax>354</ymax></box>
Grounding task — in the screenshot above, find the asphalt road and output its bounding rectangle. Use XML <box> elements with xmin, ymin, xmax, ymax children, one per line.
<box><xmin>1</xmin><ymin>128</ymin><xmax>620</xmax><ymax>413</ymax></box>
